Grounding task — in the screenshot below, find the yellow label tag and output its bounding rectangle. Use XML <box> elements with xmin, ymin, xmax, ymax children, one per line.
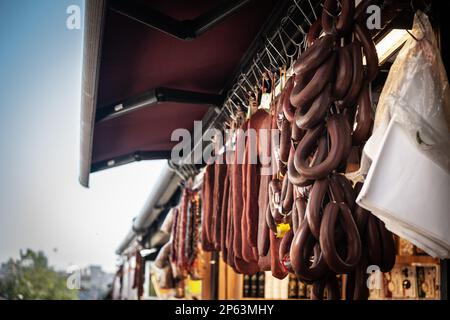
<box><xmin>276</xmin><ymin>223</ymin><xmax>290</xmax><ymax>238</ymax></box>
<box><xmin>186</xmin><ymin>278</ymin><xmax>202</xmax><ymax>295</ymax></box>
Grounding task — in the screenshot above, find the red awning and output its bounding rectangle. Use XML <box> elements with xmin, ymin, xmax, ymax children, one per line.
<box><xmin>80</xmin><ymin>0</ymin><xmax>278</xmax><ymax>186</ymax></box>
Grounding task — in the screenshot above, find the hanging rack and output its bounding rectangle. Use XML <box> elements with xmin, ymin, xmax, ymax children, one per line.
<box><xmin>219</xmin><ymin>0</ymin><xmax>320</xmax><ymax>122</ymax></box>
<box><xmin>176</xmin><ymin>0</ymin><xmax>322</xmax><ymax>171</ymax></box>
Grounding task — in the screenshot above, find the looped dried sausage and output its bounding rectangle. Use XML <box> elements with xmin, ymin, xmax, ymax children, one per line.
<box><xmin>290</xmin><ymin>52</ymin><xmax>336</xmax><ymax>111</ymax></box>
<box><xmin>294</xmin><ymin>114</ymin><xmax>351</xmax><ymax>180</ymax></box>
<box><xmin>295</xmin><ymin>83</ymin><xmax>332</xmax><ymax>130</ymax></box>
<box><xmin>354</xmin><ymin>21</ymin><xmax>379</xmax><ymax>82</ymax></box>
<box><xmin>306</xmin><ymin>178</ymin><xmax>329</xmax><ymax>240</ymax></box>
<box><xmin>366</xmin><ymin>214</ymin><xmax>382</xmax><ymax>266</ymax></box>
<box><xmin>290</xmin><ymin>222</ymin><xmax>329</xmax><ymax>282</ymax></box>
<box><xmin>319</xmin><ymin>202</ymin><xmax>362</xmax><ymax>273</ymax></box>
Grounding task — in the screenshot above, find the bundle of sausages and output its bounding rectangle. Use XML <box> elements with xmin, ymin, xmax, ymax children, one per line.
<box><xmin>201</xmin><ymin>110</ymin><xmax>286</xmax><ymax>276</ymax></box>
<box><xmin>199</xmin><ymin>0</ymin><xmax>396</xmax><ymax>300</ymax></box>
<box><xmin>165</xmin><ymin>188</ymin><xmax>203</xmax><ymax>280</ymax></box>
<box><xmin>281</xmin><ymin>0</ymin><xmax>396</xmax><ymax>300</ymax></box>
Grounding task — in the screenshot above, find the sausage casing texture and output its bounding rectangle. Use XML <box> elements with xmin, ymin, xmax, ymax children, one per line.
<box><xmin>295</xmin><ymin>82</ymin><xmax>332</xmax><ymax>130</ymax></box>
<box><xmin>294</xmin><ymin>114</ymin><xmax>351</xmax><ymax>180</ymax></box>
<box><xmin>307</xmin><ymin>19</ymin><xmax>323</xmax><ymax>47</ymax></box>
<box><xmin>291</xmin><ymin>52</ymin><xmax>337</xmax><ymax>111</ymax></box>
<box><xmin>334</xmin><ymin>45</ymin><xmax>353</xmax><ymax>100</ymax></box>
<box><xmin>293</xmin><ymin>34</ymin><xmax>335</xmax><ymax>76</ymax></box>
<box><xmin>319</xmin><ymin>202</ymin><xmax>362</xmax><ymax>273</ymax></box>
<box><xmin>378</xmin><ymin>219</ymin><xmax>396</xmax><ymax>272</ymax></box>
<box><xmin>352</xmin><ymin>84</ymin><xmax>374</xmax><ymax>146</ymax></box>
<box><xmin>340</xmin><ymin>41</ymin><xmax>364</xmax><ymax>108</ymax></box>
<box><xmin>306</xmin><ymin>178</ymin><xmax>329</xmax><ymax>240</ymax></box>
<box><xmin>354</xmin><ymin>21</ymin><xmax>379</xmax><ymax>82</ymax></box>
<box><xmin>336</xmin><ymin>0</ymin><xmax>355</xmax><ymax>35</ymax></box>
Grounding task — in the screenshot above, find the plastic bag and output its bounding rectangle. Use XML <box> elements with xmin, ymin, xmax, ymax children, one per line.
<box><xmin>369</xmin><ymin>11</ymin><xmax>450</xmax><ymax>174</ymax></box>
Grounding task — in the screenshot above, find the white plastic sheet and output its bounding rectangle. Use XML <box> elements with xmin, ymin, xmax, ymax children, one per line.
<box><xmin>370</xmin><ymin>11</ymin><xmax>450</xmax><ymax>174</ymax></box>
<box><xmin>358</xmin><ymin>116</ymin><xmax>450</xmax><ymax>258</ymax></box>
<box><xmin>357</xmin><ymin>11</ymin><xmax>450</xmax><ymax>258</ymax></box>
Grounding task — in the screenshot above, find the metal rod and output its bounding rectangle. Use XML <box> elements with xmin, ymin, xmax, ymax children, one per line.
<box><xmin>95</xmin><ymin>87</ymin><xmax>223</xmax><ymax>123</ymax></box>
<box><xmin>193</xmin><ymin>0</ymin><xmax>254</xmax><ymax>37</ymax></box>
<box><xmin>91</xmin><ymin>150</ymin><xmax>172</xmax><ymax>172</ymax></box>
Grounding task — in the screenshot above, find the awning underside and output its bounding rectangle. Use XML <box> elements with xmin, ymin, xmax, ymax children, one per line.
<box><xmin>90</xmin><ymin>0</ymin><xmax>278</xmax><ymax>169</ymax></box>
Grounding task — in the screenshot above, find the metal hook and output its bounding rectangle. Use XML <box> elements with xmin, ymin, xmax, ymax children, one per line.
<box><xmin>277</xmin><ymin>29</ymin><xmax>297</xmax><ymax>67</ymax></box>
<box><xmin>287</xmin><ymin>14</ymin><xmax>307</xmax><ymax>35</ymax></box>
<box><xmin>252</xmin><ymin>58</ymin><xmax>264</xmax><ymax>78</ymax></box>
<box><xmin>231</xmin><ymin>87</ymin><xmax>246</xmax><ymax>108</ymax></box>
<box><xmin>241</xmin><ymin>72</ymin><xmax>258</xmax><ymax>97</ymax></box>
<box><xmin>224</xmin><ymin>101</ymin><xmax>234</xmax><ymax>118</ymax></box>
<box><xmin>249</xmin><ymin>64</ymin><xmax>262</xmax><ymax>90</ymax></box>
<box><xmin>237</xmin><ymin>76</ymin><xmax>252</xmax><ymax>102</ymax></box>
<box><xmin>266</xmin><ymin>36</ymin><xmax>286</xmax><ymax>66</ymax></box>
<box><xmin>280</xmin><ymin>17</ymin><xmax>303</xmax><ymax>48</ymax></box>
<box><xmin>227</xmin><ymin>98</ymin><xmax>239</xmax><ymax>121</ymax></box>
<box><xmin>321</xmin><ymin>2</ymin><xmax>337</xmax><ymax>18</ymax></box>
<box><xmin>257</xmin><ymin>52</ymin><xmax>271</xmax><ymax>74</ymax></box>
<box><xmin>241</xmin><ymin>75</ymin><xmax>254</xmax><ymax>96</ymax></box>
<box><xmin>307</xmin><ymin>0</ymin><xmax>318</xmax><ymax>20</ymax></box>
<box><xmin>264</xmin><ymin>45</ymin><xmax>279</xmax><ymax>71</ymax></box>
<box><xmin>293</xmin><ymin>0</ymin><xmax>312</xmax><ymax>26</ymax></box>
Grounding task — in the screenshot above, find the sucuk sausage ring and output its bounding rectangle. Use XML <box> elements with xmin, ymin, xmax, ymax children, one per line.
<box><xmin>292</xmin><ymin>197</ymin><xmax>298</xmax><ymax>233</ymax></box>
<box><xmin>281</xmin><ymin>177</ymin><xmax>294</xmax><ymax>214</ymax></box>
<box><xmin>306</xmin><ymin>178</ymin><xmax>329</xmax><ymax>240</ymax></box>
<box><xmin>335</xmin><ymin>0</ymin><xmax>355</xmax><ymax>36</ymax></box>
<box><xmin>322</xmin><ymin>0</ymin><xmax>338</xmax><ymax>35</ymax></box>
<box><xmin>295</xmin><ymin>82</ymin><xmax>333</xmax><ymax>130</ymax></box>
<box><xmin>282</xmin><ymin>77</ymin><xmax>296</xmax><ymax>122</ymax></box>
<box><xmin>279</xmin><ymin>117</ymin><xmax>291</xmax><ymax>164</ymax></box>
<box><xmin>328</xmin><ymin>174</ymin><xmax>346</xmax><ymax>203</ymax></box>
<box><xmin>290</xmin><ymin>221</ymin><xmax>329</xmax><ymax>282</ymax></box>
<box><xmin>290</xmin><ymin>52</ymin><xmax>337</xmax><ymax>111</ymax></box>
<box><xmin>333</xmin><ymin>45</ymin><xmax>353</xmax><ymax>101</ymax></box>
<box><xmin>377</xmin><ymin>219</ymin><xmax>396</xmax><ymax>272</ymax></box>
<box><xmin>287</xmin><ymin>135</ymin><xmax>328</xmax><ymax>187</ymax></box>
<box><xmin>291</xmin><ymin>121</ymin><xmax>305</xmax><ymax>142</ymax></box>
<box><xmin>293</xmin><ymin>33</ymin><xmax>335</xmax><ymax>76</ymax></box>
<box><xmin>339</xmin><ymin>111</ymin><xmax>353</xmax><ymax>168</ymax></box>
<box><xmin>290</xmin><ymin>74</ymin><xmax>311</xmax><ymax>113</ymax></box>
<box><xmin>354</xmin><ymin>21</ymin><xmax>379</xmax><ymax>83</ymax></box>
<box><xmin>319</xmin><ymin>202</ymin><xmax>362</xmax><ymax>273</ymax></box>
<box><xmin>306</xmin><ymin>19</ymin><xmax>323</xmax><ymax>47</ymax></box>
<box><xmin>292</xmin><ymin>196</ymin><xmax>306</xmax><ymax>234</ymax></box>
<box><xmin>352</xmin><ymin>83</ymin><xmax>374</xmax><ymax>146</ymax></box>
<box><xmin>266</xmin><ymin>202</ymin><xmax>278</xmax><ymax>234</ymax></box>
<box><xmin>366</xmin><ymin>214</ymin><xmax>382</xmax><ymax>267</ymax></box>
<box><xmin>353</xmin><ymin>205</ymin><xmax>369</xmax><ymax>237</ymax></box>
<box><xmin>294</xmin><ymin>114</ymin><xmax>351</xmax><ymax>180</ymax></box>
<box><xmin>279</xmin><ymin>228</ymin><xmax>294</xmax><ymax>272</ymax></box>
<box><xmin>339</xmin><ymin>40</ymin><xmax>364</xmax><ymax>108</ymax></box>
<box><xmin>335</xmin><ymin>173</ymin><xmax>356</xmax><ymax>210</ymax></box>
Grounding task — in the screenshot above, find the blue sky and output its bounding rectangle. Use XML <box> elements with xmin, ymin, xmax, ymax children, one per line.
<box><xmin>0</xmin><ymin>0</ymin><xmax>165</xmax><ymax>272</ymax></box>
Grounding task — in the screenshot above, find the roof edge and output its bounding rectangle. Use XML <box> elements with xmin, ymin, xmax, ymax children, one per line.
<box><xmin>79</xmin><ymin>0</ymin><xmax>107</xmax><ymax>187</ymax></box>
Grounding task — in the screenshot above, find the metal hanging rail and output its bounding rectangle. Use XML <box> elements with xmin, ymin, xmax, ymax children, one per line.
<box><xmin>173</xmin><ymin>0</ymin><xmax>322</xmax><ymax>169</ymax></box>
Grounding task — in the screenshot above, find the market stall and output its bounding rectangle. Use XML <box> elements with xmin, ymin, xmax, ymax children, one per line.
<box><xmin>80</xmin><ymin>0</ymin><xmax>450</xmax><ymax>301</ymax></box>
